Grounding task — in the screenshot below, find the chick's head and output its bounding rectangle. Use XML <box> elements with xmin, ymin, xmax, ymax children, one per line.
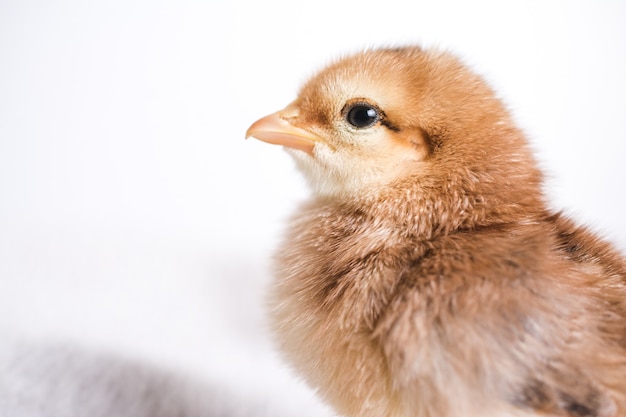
<box><xmin>247</xmin><ymin>47</ymin><xmax>543</xmax><ymax>217</ymax></box>
<box><xmin>247</xmin><ymin>48</ymin><xmax>433</xmax><ymax>199</ymax></box>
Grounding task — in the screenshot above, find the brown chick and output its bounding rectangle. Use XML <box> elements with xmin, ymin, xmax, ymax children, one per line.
<box><xmin>246</xmin><ymin>46</ymin><xmax>626</xmax><ymax>417</ymax></box>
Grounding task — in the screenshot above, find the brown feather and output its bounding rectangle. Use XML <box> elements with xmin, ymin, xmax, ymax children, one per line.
<box><xmin>249</xmin><ymin>46</ymin><xmax>626</xmax><ymax>417</ymax></box>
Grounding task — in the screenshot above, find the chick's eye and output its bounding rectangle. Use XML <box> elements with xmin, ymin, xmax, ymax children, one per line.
<box><xmin>345</xmin><ymin>104</ymin><xmax>380</xmax><ymax>128</ymax></box>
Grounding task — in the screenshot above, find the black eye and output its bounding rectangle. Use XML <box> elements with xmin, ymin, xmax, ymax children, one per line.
<box><xmin>345</xmin><ymin>103</ymin><xmax>380</xmax><ymax>128</ymax></box>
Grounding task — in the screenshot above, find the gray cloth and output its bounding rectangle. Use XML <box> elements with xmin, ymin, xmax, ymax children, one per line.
<box><xmin>0</xmin><ymin>339</ymin><xmax>299</xmax><ymax>417</ymax></box>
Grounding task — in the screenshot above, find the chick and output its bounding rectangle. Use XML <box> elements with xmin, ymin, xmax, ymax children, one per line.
<box><xmin>246</xmin><ymin>47</ymin><xmax>626</xmax><ymax>417</ymax></box>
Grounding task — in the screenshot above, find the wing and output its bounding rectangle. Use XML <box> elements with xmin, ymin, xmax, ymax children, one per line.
<box><xmin>374</xmin><ymin>221</ymin><xmax>626</xmax><ymax>417</ymax></box>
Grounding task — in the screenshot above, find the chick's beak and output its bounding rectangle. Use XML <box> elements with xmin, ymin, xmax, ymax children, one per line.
<box><xmin>245</xmin><ymin>106</ymin><xmax>320</xmax><ymax>155</ymax></box>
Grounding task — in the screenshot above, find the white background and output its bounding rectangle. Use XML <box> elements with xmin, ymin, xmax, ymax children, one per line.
<box><xmin>1</xmin><ymin>0</ymin><xmax>625</xmax><ymax>413</ymax></box>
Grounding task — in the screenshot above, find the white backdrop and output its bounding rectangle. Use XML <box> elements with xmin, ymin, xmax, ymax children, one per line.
<box><xmin>0</xmin><ymin>0</ymin><xmax>625</xmax><ymax>414</ymax></box>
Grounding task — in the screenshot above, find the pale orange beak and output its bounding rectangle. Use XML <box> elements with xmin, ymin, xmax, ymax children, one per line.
<box><xmin>245</xmin><ymin>107</ymin><xmax>320</xmax><ymax>155</ymax></box>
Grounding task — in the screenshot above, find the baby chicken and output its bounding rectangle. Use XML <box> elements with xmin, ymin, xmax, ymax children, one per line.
<box><xmin>246</xmin><ymin>47</ymin><xmax>626</xmax><ymax>417</ymax></box>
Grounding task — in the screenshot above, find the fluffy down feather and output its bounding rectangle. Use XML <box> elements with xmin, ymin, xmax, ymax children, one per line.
<box><xmin>246</xmin><ymin>46</ymin><xmax>626</xmax><ymax>417</ymax></box>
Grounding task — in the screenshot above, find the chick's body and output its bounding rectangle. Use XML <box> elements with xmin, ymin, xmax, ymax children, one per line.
<box><xmin>246</xmin><ymin>47</ymin><xmax>626</xmax><ymax>417</ymax></box>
